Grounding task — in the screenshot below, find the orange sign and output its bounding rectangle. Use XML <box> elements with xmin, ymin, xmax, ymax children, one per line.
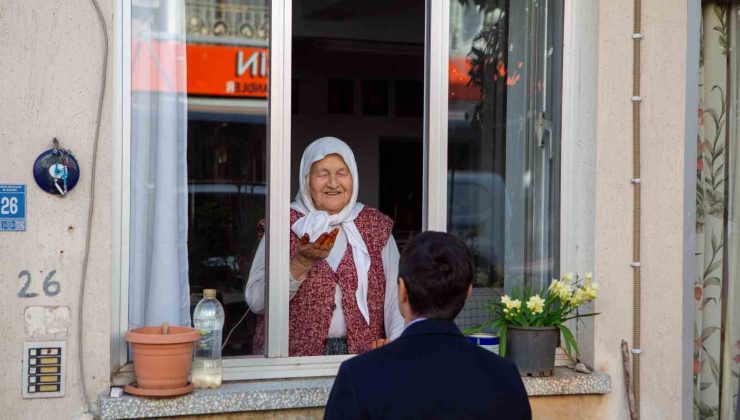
<box><xmin>448</xmin><ymin>56</ymin><xmax>525</xmax><ymax>101</ymax></box>
<box><xmin>449</xmin><ymin>56</ymin><xmax>479</xmax><ymax>101</ymax></box>
<box><xmin>187</xmin><ymin>44</ymin><xmax>268</xmax><ymax>98</ymax></box>
<box><xmin>132</xmin><ymin>40</ymin><xmax>269</xmax><ymax>98</ymax></box>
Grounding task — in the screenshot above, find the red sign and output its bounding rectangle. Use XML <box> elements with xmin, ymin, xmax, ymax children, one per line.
<box><xmin>449</xmin><ymin>56</ymin><xmax>479</xmax><ymax>101</ymax></box>
<box><xmin>132</xmin><ymin>40</ymin><xmax>269</xmax><ymax>98</ymax></box>
<box><xmin>187</xmin><ymin>44</ymin><xmax>268</xmax><ymax>98</ymax></box>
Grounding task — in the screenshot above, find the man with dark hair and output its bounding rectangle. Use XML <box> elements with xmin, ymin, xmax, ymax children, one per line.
<box><xmin>324</xmin><ymin>231</ymin><xmax>531</xmax><ymax>420</ymax></box>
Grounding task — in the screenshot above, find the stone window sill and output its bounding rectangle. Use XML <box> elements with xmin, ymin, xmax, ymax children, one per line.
<box><xmin>99</xmin><ymin>368</ymin><xmax>610</xmax><ymax>419</ymax></box>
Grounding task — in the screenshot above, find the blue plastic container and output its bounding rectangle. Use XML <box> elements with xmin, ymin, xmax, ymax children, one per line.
<box><xmin>467</xmin><ymin>333</ymin><xmax>500</xmax><ymax>355</ymax></box>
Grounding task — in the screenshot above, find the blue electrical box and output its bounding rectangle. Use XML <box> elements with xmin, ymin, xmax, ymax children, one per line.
<box><xmin>0</xmin><ymin>184</ymin><xmax>26</xmax><ymax>231</ymax></box>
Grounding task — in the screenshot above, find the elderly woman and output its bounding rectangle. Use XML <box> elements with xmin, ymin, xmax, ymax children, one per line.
<box><xmin>245</xmin><ymin>137</ymin><xmax>404</xmax><ymax>356</ymax></box>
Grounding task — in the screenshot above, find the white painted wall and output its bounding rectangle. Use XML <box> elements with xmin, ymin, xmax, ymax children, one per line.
<box><xmin>0</xmin><ymin>0</ymin><xmax>114</xmax><ymax>418</ymax></box>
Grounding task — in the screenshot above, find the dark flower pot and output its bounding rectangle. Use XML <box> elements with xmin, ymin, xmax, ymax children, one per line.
<box><xmin>505</xmin><ymin>325</ymin><xmax>559</xmax><ymax>377</ymax></box>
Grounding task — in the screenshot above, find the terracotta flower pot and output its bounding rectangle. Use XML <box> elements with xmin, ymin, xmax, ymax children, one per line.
<box><xmin>126</xmin><ymin>325</ymin><xmax>199</xmax><ymax>390</ymax></box>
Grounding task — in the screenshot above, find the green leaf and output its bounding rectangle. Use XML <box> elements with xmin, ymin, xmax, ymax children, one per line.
<box><xmin>558</xmin><ymin>325</ymin><xmax>579</xmax><ymax>359</ymax></box>
<box><xmin>702</xmin><ymin>297</ymin><xmax>718</xmax><ymax>307</ymax></box>
<box><xmin>499</xmin><ymin>326</ymin><xmax>507</xmax><ymax>357</ymax></box>
<box><xmin>463</xmin><ymin>324</ymin><xmax>485</xmax><ymax>335</ymax></box>
<box><xmin>706</xmin><ymin>352</ymin><xmax>721</xmax><ymax>382</ymax></box>
<box><xmin>700</xmin><ymin>326</ymin><xmax>720</xmax><ymax>342</ymax></box>
<box><xmin>561</xmin><ymin>312</ymin><xmax>600</xmax><ymax>322</ymax></box>
<box><xmin>705</xmin><ymin>108</ymin><xmax>720</xmax><ymax>128</ymax></box>
<box><xmin>700</xmin><ymin>382</ymin><xmax>713</xmax><ymax>391</ymax></box>
<box><xmin>702</xmin><ymin>277</ymin><xmax>721</xmax><ymax>288</ymax></box>
<box><xmin>712</xmin><ymin>163</ymin><xmax>724</xmax><ymax>179</ymax></box>
<box><xmin>704</xmin><ymin>260</ymin><xmax>722</xmax><ymax>278</ymax></box>
<box><xmin>714</xmin><ymin>139</ymin><xmax>726</xmax><ymax>157</ymax></box>
<box><xmin>696</xmin><ymin>398</ymin><xmax>719</xmax><ymax>417</ymax></box>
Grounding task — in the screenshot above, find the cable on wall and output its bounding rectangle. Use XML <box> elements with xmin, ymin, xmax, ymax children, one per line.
<box><xmin>77</xmin><ymin>0</ymin><xmax>108</xmax><ymax>417</ymax></box>
<box><xmin>630</xmin><ymin>0</ymin><xmax>643</xmax><ymax>418</ymax></box>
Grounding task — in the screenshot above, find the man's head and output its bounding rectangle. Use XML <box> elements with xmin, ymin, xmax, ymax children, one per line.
<box><xmin>398</xmin><ymin>231</ymin><xmax>474</xmax><ymax>321</ymax></box>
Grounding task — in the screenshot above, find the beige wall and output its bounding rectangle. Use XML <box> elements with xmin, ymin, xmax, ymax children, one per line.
<box><xmin>591</xmin><ymin>0</ymin><xmax>695</xmax><ymax>419</ymax></box>
<box><xmin>530</xmin><ymin>396</ymin><xmax>609</xmax><ymax>420</ymax></box>
<box><xmin>0</xmin><ymin>0</ymin><xmax>114</xmax><ymax>418</ymax></box>
<box><xmin>639</xmin><ymin>0</ymin><xmax>697</xmax><ymax>417</ymax></box>
<box><xmin>591</xmin><ymin>0</ymin><xmax>635</xmax><ymax>416</ymax></box>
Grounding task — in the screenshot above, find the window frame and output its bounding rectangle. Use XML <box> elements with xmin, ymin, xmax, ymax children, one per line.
<box><xmin>111</xmin><ymin>0</ymin><xmax>591</xmax><ymax>380</ymax></box>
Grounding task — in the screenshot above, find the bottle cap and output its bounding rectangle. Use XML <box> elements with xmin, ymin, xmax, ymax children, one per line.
<box><xmin>203</xmin><ymin>289</ymin><xmax>217</xmax><ymax>298</ymax></box>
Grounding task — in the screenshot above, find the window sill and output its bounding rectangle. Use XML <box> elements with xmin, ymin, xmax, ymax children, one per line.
<box><xmin>522</xmin><ymin>367</ymin><xmax>611</xmax><ymax>396</ymax></box>
<box><xmin>99</xmin><ymin>368</ymin><xmax>610</xmax><ymax>419</ymax></box>
<box><xmin>99</xmin><ymin>377</ymin><xmax>334</xmax><ymax>420</ymax></box>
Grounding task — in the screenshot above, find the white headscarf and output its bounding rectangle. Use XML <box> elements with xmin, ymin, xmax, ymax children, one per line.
<box><xmin>290</xmin><ymin>137</ymin><xmax>372</xmax><ymax>324</ymax></box>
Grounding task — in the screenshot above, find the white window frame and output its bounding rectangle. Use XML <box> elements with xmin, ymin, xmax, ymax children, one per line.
<box><xmin>559</xmin><ymin>0</ymin><xmax>598</xmax><ymax>366</ymax></box>
<box><xmin>111</xmin><ymin>0</ymin><xmax>593</xmax><ymax>380</ymax></box>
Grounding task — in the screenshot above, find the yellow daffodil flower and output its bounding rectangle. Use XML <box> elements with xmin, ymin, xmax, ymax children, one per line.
<box><xmin>526</xmin><ymin>295</ymin><xmax>545</xmax><ymax>314</ymax></box>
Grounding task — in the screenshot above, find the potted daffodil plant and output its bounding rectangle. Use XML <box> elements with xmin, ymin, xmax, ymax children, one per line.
<box><xmin>470</xmin><ymin>273</ymin><xmax>599</xmax><ymax>377</ymax></box>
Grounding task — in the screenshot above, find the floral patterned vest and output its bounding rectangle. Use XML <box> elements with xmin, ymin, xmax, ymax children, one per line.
<box><xmin>253</xmin><ymin>206</ymin><xmax>393</xmax><ymax>356</ymax></box>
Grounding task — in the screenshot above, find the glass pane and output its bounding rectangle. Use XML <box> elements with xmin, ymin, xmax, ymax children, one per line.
<box><xmin>448</xmin><ymin>0</ymin><xmax>563</xmax><ymax>331</ymax></box>
<box><xmin>130</xmin><ymin>0</ymin><xmax>269</xmax><ymax>357</ymax></box>
<box><xmin>276</xmin><ymin>0</ymin><xmax>425</xmax><ymax>356</ymax></box>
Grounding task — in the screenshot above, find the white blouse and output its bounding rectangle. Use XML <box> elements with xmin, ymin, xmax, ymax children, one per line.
<box><xmin>244</xmin><ymin>226</ymin><xmax>405</xmax><ymax>340</ymax></box>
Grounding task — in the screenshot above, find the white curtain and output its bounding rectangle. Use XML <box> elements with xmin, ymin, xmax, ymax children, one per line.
<box><xmin>128</xmin><ymin>0</ymin><xmax>190</xmax><ymax>329</ymax></box>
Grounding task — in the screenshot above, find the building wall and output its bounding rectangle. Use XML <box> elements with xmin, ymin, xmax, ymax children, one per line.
<box><xmin>0</xmin><ymin>0</ymin><xmax>698</xmax><ymax>419</ymax></box>
<box><xmin>591</xmin><ymin>0</ymin><xmax>696</xmax><ymax>419</ymax></box>
<box><xmin>591</xmin><ymin>0</ymin><xmax>636</xmax><ymax>416</ymax></box>
<box><xmin>0</xmin><ymin>0</ymin><xmax>114</xmax><ymax>417</ymax></box>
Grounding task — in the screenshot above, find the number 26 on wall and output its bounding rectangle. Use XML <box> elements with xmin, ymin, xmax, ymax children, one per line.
<box><xmin>17</xmin><ymin>270</ymin><xmax>61</xmax><ymax>298</ymax></box>
<box><xmin>0</xmin><ymin>197</ymin><xmax>19</xmax><ymax>215</ymax></box>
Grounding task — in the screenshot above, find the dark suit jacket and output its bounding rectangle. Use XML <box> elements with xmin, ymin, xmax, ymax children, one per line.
<box><xmin>324</xmin><ymin>319</ymin><xmax>531</xmax><ymax>420</ymax></box>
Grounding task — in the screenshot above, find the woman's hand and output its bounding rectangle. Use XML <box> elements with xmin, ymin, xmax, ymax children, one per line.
<box><xmin>297</xmin><ymin>228</ymin><xmax>339</xmax><ymax>262</ymax></box>
<box><xmin>370</xmin><ymin>339</ymin><xmax>391</xmax><ymax>349</ymax></box>
<box><xmin>290</xmin><ymin>228</ymin><xmax>339</xmax><ymax>280</ymax></box>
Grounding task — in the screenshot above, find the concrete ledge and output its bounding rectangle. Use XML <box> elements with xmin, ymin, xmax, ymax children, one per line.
<box><xmin>99</xmin><ymin>378</ymin><xmax>333</xmax><ymax>420</ymax></box>
<box><xmin>522</xmin><ymin>367</ymin><xmax>611</xmax><ymax>396</ymax></box>
<box><xmin>99</xmin><ymin>369</ymin><xmax>610</xmax><ymax>419</ymax></box>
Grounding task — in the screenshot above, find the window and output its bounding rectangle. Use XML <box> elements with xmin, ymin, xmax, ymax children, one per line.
<box><xmin>128</xmin><ymin>0</ymin><xmax>269</xmax><ymax>357</ymax></box>
<box><xmin>288</xmin><ymin>0</ymin><xmax>425</xmax><ymax>355</ymax></box>
<box><xmin>448</xmin><ymin>0</ymin><xmax>564</xmax><ymax>330</ymax></box>
<box><xmin>115</xmin><ymin>0</ymin><xmax>567</xmax><ymax>378</ymax></box>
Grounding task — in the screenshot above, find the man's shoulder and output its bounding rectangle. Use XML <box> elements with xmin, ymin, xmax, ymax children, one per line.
<box><xmin>340</xmin><ymin>339</ymin><xmax>399</xmax><ymax>370</ymax></box>
<box><xmin>337</xmin><ymin>336</ymin><xmax>419</xmax><ymax>379</ymax></box>
<box><xmin>334</xmin><ymin>334</ymin><xmax>530</xmax><ymax>416</ymax></box>
<box><xmin>342</xmin><ymin>331</ymin><xmax>516</xmax><ymax>374</ymax></box>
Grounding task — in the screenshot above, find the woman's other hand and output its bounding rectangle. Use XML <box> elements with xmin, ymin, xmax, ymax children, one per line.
<box><xmin>290</xmin><ymin>228</ymin><xmax>339</xmax><ymax>280</ymax></box>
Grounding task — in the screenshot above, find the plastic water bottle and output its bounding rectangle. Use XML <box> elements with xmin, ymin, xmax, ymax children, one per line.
<box><xmin>191</xmin><ymin>289</ymin><xmax>225</xmax><ymax>388</ymax></box>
